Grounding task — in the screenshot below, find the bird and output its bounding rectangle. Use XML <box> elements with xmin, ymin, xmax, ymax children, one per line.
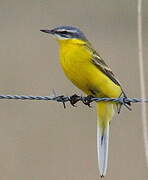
<box><xmin>40</xmin><ymin>26</ymin><xmax>128</xmax><ymax>177</ymax></box>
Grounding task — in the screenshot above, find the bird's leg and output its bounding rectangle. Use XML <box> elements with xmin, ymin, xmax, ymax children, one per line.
<box><xmin>122</xmin><ymin>96</ymin><xmax>132</xmax><ymax>111</ymax></box>
<box><xmin>117</xmin><ymin>92</ymin><xmax>132</xmax><ymax>113</ymax></box>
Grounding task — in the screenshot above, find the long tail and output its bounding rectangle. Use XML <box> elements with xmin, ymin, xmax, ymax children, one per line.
<box><xmin>96</xmin><ymin>102</ymin><xmax>115</xmax><ymax>177</ymax></box>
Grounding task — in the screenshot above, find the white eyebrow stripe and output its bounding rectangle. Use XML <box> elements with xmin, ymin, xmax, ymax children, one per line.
<box><xmin>54</xmin><ymin>34</ymin><xmax>69</xmax><ymax>39</ymax></box>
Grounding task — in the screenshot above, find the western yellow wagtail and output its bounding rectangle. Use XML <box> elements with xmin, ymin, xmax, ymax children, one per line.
<box><xmin>40</xmin><ymin>26</ymin><xmax>129</xmax><ymax>177</ymax></box>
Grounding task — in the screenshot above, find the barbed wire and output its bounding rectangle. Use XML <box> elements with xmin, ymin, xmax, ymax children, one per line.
<box><xmin>0</xmin><ymin>94</ymin><xmax>147</xmax><ymax>107</ymax></box>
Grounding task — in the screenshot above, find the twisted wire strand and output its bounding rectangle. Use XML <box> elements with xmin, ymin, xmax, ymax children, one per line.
<box><xmin>0</xmin><ymin>94</ymin><xmax>147</xmax><ymax>104</ymax></box>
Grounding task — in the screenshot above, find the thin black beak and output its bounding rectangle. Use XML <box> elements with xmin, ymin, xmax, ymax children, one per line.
<box><xmin>40</xmin><ymin>29</ymin><xmax>54</xmax><ymax>34</ymax></box>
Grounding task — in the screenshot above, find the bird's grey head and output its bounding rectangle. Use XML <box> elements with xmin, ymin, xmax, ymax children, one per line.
<box><xmin>40</xmin><ymin>26</ymin><xmax>87</xmax><ymax>41</ymax></box>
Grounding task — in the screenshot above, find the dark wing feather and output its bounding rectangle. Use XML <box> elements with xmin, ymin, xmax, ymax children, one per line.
<box><xmin>84</xmin><ymin>43</ymin><xmax>128</xmax><ymax>97</ymax></box>
<box><xmin>92</xmin><ymin>52</ymin><xmax>131</xmax><ymax>106</ymax></box>
<box><xmin>84</xmin><ymin>44</ymin><xmax>121</xmax><ymax>86</ymax></box>
<box><xmin>84</xmin><ymin>45</ymin><xmax>130</xmax><ymax>109</ymax></box>
<box><xmin>92</xmin><ymin>51</ymin><xmax>121</xmax><ymax>86</ymax></box>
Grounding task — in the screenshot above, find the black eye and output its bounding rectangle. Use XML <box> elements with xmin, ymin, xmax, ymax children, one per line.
<box><xmin>59</xmin><ymin>31</ymin><xmax>68</xmax><ymax>34</ymax></box>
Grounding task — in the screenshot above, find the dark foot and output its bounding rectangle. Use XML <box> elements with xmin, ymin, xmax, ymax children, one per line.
<box><xmin>82</xmin><ymin>95</ymin><xmax>94</xmax><ymax>107</ymax></box>
<box><xmin>69</xmin><ymin>94</ymin><xmax>80</xmax><ymax>106</ymax></box>
<box><xmin>122</xmin><ymin>96</ymin><xmax>132</xmax><ymax>111</ymax></box>
<box><xmin>117</xmin><ymin>96</ymin><xmax>132</xmax><ymax>113</ymax></box>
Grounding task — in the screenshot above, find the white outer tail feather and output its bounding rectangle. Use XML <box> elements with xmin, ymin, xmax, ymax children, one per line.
<box><xmin>97</xmin><ymin>121</ymin><xmax>110</xmax><ymax>177</ymax></box>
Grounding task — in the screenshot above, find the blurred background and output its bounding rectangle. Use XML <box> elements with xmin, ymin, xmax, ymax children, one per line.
<box><xmin>0</xmin><ymin>0</ymin><xmax>147</xmax><ymax>179</ymax></box>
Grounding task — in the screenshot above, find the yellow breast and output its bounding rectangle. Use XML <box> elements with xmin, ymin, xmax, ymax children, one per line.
<box><xmin>58</xmin><ymin>39</ymin><xmax>121</xmax><ymax>98</ymax></box>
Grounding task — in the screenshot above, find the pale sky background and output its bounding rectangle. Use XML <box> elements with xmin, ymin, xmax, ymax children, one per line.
<box><xmin>0</xmin><ymin>0</ymin><xmax>147</xmax><ymax>180</ymax></box>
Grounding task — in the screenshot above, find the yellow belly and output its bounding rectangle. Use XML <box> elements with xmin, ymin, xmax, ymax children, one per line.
<box><xmin>59</xmin><ymin>42</ymin><xmax>121</xmax><ymax>98</ymax></box>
